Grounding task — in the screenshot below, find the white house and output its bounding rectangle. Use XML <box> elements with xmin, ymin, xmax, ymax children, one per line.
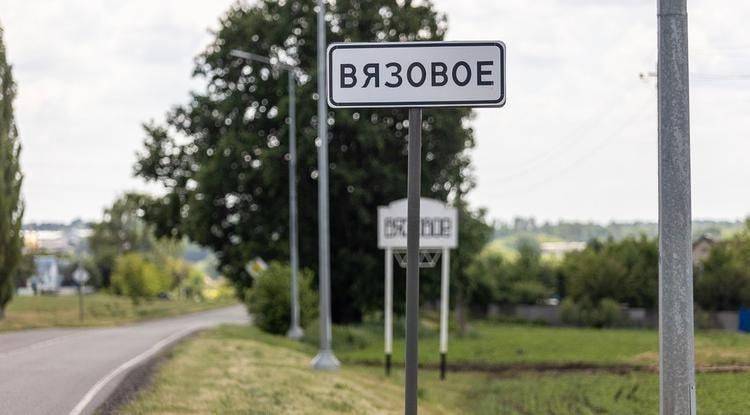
<box><xmin>31</xmin><ymin>256</ymin><xmax>63</xmax><ymax>293</ymax></box>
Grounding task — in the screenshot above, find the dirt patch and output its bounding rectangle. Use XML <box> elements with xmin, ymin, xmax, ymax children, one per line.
<box><xmin>351</xmin><ymin>359</ymin><xmax>750</xmax><ymax>376</ymax></box>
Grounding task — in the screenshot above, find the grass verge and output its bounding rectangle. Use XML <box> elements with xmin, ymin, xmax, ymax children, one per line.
<box><xmin>118</xmin><ymin>326</ymin><xmax>449</xmax><ymax>414</ymax></box>
<box><xmin>0</xmin><ymin>294</ymin><xmax>237</xmax><ymax>332</ymax></box>
<box><xmin>121</xmin><ymin>325</ymin><xmax>750</xmax><ymax>414</ymax></box>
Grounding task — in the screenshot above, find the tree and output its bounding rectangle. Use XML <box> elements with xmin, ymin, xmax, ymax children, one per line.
<box><xmin>245</xmin><ymin>261</ymin><xmax>317</xmax><ymax>335</ymax></box>
<box><xmin>111</xmin><ymin>253</ymin><xmax>172</xmax><ymax>304</ymax></box>
<box><xmin>0</xmin><ymin>24</ymin><xmax>24</xmax><ymax>319</ymax></box>
<box><xmin>451</xmin><ymin>202</ymin><xmax>493</xmax><ymax>334</ymax></box>
<box><xmin>89</xmin><ymin>193</ymin><xmax>156</xmax><ymax>287</ymax></box>
<box><xmin>561</xmin><ymin>236</ymin><xmax>658</xmax><ymax>309</ymax></box>
<box><xmin>135</xmin><ymin>0</ymin><xmax>476</xmax><ymax>322</ymax></box>
<box><xmin>696</xmin><ymin>220</ymin><xmax>750</xmax><ymax>311</ymax></box>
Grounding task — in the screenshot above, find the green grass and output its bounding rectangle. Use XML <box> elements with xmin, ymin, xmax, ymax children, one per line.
<box><xmin>416</xmin><ymin>370</ymin><xmax>750</xmax><ymax>414</ymax></box>
<box><xmin>125</xmin><ymin>325</ymin><xmax>750</xmax><ymax>414</ymax></box>
<box><xmin>119</xmin><ymin>325</ymin><xmax>448</xmax><ymax>415</ymax></box>
<box><xmin>311</xmin><ymin>319</ymin><xmax>750</xmax><ymax>368</ymax></box>
<box><xmin>0</xmin><ymin>293</ymin><xmax>237</xmax><ymax>332</ymax></box>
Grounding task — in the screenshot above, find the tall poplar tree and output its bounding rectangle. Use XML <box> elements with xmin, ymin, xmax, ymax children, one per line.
<box><xmin>0</xmin><ymin>23</ymin><xmax>24</xmax><ymax>318</ymax></box>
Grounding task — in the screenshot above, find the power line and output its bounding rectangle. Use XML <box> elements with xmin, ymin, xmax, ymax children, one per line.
<box><xmin>483</xmin><ymin>102</ymin><xmax>653</xmax><ymax>198</ymax></box>
<box><xmin>486</xmin><ymin>98</ymin><xmax>626</xmax><ymax>182</ymax></box>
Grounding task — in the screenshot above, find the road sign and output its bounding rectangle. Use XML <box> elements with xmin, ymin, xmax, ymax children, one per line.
<box><xmin>327</xmin><ymin>41</ymin><xmax>506</xmax><ymax>108</ymax></box>
<box><xmin>378</xmin><ymin>198</ymin><xmax>458</xmax><ymax>381</ymax></box>
<box><xmin>245</xmin><ymin>257</ymin><xmax>268</xmax><ymax>278</ymax></box>
<box><xmin>327</xmin><ymin>40</ymin><xmax>506</xmax><ymax>414</ymax></box>
<box><xmin>377</xmin><ymin>198</ymin><xmax>458</xmax><ymax>249</ymax></box>
<box><xmin>72</xmin><ymin>266</ymin><xmax>89</xmax><ymax>284</ymax></box>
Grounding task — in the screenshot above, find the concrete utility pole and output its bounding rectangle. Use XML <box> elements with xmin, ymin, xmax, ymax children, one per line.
<box><xmin>657</xmin><ymin>0</ymin><xmax>696</xmax><ymax>414</ymax></box>
<box><xmin>311</xmin><ymin>0</ymin><xmax>339</xmax><ymax>370</ymax></box>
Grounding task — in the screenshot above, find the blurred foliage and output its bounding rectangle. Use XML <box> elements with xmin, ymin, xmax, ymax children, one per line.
<box><xmin>111</xmin><ymin>253</ymin><xmax>172</xmax><ymax>304</ymax></box>
<box><xmin>561</xmin><ymin>236</ymin><xmax>658</xmax><ymax>309</ymax></box>
<box><xmin>89</xmin><ymin>193</ymin><xmax>157</xmax><ymax>287</ymax></box>
<box><xmin>495</xmin><ymin>217</ymin><xmax>743</xmax><ymax>243</ymax></box>
<box><xmin>0</xmin><ymin>24</ymin><xmax>24</xmax><ymax>318</ymax></box>
<box><xmin>696</xmin><ymin>220</ymin><xmax>750</xmax><ymax>311</ymax></box>
<box><xmin>465</xmin><ymin>236</ymin><xmax>554</xmax><ymax>311</ymax></box>
<box><xmin>245</xmin><ymin>261</ymin><xmax>317</xmax><ymax>335</ymax></box>
<box><xmin>560</xmin><ymin>297</ymin><xmax>623</xmax><ymax>328</ymax></box>
<box><xmin>134</xmin><ymin>0</ymin><xmax>477</xmax><ymax>322</ymax></box>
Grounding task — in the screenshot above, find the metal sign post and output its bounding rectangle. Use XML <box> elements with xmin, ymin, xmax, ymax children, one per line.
<box><xmin>657</xmin><ymin>0</ymin><xmax>695</xmax><ymax>414</ymax></box>
<box><xmin>384</xmin><ymin>246</ymin><xmax>394</xmax><ymax>375</ymax></box>
<box><xmin>72</xmin><ymin>265</ymin><xmax>89</xmax><ymax>322</ymax></box>
<box><xmin>404</xmin><ymin>108</ymin><xmax>422</xmax><ymax>414</ymax></box>
<box><xmin>439</xmin><ymin>247</ymin><xmax>450</xmax><ymax>380</ymax></box>
<box><xmin>328</xmin><ymin>40</ymin><xmax>505</xmax><ymax>414</ymax></box>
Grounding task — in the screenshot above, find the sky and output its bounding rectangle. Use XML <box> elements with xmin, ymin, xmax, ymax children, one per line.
<box><xmin>0</xmin><ymin>0</ymin><xmax>748</xmax><ymax>224</ymax></box>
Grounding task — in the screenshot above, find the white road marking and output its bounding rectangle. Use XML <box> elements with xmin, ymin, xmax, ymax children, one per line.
<box><xmin>69</xmin><ymin>326</ymin><xmax>197</xmax><ymax>415</ymax></box>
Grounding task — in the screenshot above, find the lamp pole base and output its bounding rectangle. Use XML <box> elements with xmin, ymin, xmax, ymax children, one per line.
<box><xmin>385</xmin><ymin>353</ymin><xmax>392</xmax><ymax>376</ymax></box>
<box><xmin>287</xmin><ymin>325</ymin><xmax>304</xmax><ymax>340</ymax></box>
<box><xmin>311</xmin><ymin>349</ymin><xmax>340</xmax><ymax>371</ymax></box>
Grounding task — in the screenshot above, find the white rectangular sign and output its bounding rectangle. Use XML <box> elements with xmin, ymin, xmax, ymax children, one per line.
<box><xmin>327</xmin><ymin>41</ymin><xmax>505</xmax><ymax>108</ymax></box>
<box><xmin>378</xmin><ymin>198</ymin><xmax>458</xmax><ymax>249</ymax></box>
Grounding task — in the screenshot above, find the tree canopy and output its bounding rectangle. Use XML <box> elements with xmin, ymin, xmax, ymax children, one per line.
<box><xmin>135</xmin><ymin>0</ymin><xmax>478</xmax><ymax>322</ymax></box>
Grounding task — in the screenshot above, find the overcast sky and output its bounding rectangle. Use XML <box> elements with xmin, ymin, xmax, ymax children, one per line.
<box><xmin>1</xmin><ymin>0</ymin><xmax>748</xmax><ymax>224</ymax></box>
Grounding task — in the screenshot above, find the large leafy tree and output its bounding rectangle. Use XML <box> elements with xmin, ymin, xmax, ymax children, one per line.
<box><xmin>135</xmin><ymin>0</ymin><xmax>476</xmax><ymax>322</ymax></box>
<box><xmin>0</xmin><ymin>24</ymin><xmax>24</xmax><ymax>318</ymax></box>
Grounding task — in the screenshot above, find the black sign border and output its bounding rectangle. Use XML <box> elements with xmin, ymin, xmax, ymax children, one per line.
<box><xmin>327</xmin><ymin>41</ymin><xmax>506</xmax><ymax>108</ymax></box>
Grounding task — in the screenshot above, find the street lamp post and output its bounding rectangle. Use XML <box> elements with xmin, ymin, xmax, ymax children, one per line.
<box><xmin>311</xmin><ymin>0</ymin><xmax>339</xmax><ymax>371</ymax></box>
<box><xmin>230</xmin><ymin>49</ymin><xmax>304</xmax><ymax>340</ymax></box>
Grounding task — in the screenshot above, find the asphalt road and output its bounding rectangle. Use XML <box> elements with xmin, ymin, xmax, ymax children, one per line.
<box><xmin>0</xmin><ymin>305</ymin><xmax>248</xmax><ymax>415</ymax></box>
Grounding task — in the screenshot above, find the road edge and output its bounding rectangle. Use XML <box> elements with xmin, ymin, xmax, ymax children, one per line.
<box><xmin>93</xmin><ymin>329</ymin><xmax>204</xmax><ymax>415</ymax></box>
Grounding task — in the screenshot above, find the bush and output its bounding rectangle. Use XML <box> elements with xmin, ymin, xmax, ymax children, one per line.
<box><xmin>111</xmin><ymin>253</ymin><xmax>172</xmax><ymax>304</ymax></box>
<box><xmin>561</xmin><ymin>297</ymin><xmax>623</xmax><ymax>328</ymax></box>
<box><xmin>245</xmin><ymin>262</ymin><xmax>317</xmax><ymax>335</ymax></box>
<box><xmin>302</xmin><ymin>321</ymin><xmax>374</xmax><ymax>351</ymax></box>
<box><xmin>696</xmin><ymin>225</ymin><xmax>750</xmax><ymax>311</ymax></box>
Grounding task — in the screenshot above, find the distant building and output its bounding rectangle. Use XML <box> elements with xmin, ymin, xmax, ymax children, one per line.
<box><xmin>692</xmin><ymin>235</ymin><xmax>716</xmax><ymax>268</ymax></box>
<box><xmin>540</xmin><ymin>241</ymin><xmax>586</xmax><ymax>258</ymax></box>
<box><xmin>23</xmin><ymin>226</ymin><xmax>92</xmax><ymax>254</ymax></box>
<box><xmin>30</xmin><ymin>256</ymin><xmax>63</xmax><ymax>293</ymax></box>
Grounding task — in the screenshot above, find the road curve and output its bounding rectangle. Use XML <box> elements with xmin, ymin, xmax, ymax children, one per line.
<box><xmin>0</xmin><ymin>305</ymin><xmax>248</xmax><ymax>415</ymax></box>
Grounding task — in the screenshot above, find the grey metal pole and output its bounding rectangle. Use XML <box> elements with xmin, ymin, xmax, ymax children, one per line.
<box><xmin>311</xmin><ymin>0</ymin><xmax>339</xmax><ymax>370</ymax></box>
<box><xmin>657</xmin><ymin>1</ymin><xmax>695</xmax><ymax>414</ymax></box>
<box><xmin>229</xmin><ymin>49</ymin><xmax>303</xmax><ymax>340</ymax></box>
<box><xmin>404</xmin><ymin>108</ymin><xmax>422</xmax><ymax>415</ymax></box>
<box><xmin>385</xmin><ymin>247</ymin><xmax>393</xmax><ymax>375</ymax></box>
<box><xmin>78</xmin><ymin>283</ymin><xmax>84</xmax><ymax>322</ymax></box>
<box><xmin>287</xmin><ymin>70</ymin><xmax>304</xmax><ymax>340</ymax></box>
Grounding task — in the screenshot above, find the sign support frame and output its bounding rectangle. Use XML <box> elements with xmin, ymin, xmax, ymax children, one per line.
<box><xmin>384</xmin><ymin>246</ymin><xmax>394</xmax><ymax>376</ymax></box>
<box><xmin>439</xmin><ymin>247</ymin><xmax>451</xmax><ymax>380</ymax></box>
